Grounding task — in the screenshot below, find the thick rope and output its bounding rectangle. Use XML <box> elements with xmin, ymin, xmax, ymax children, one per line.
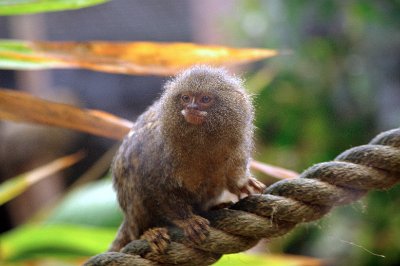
<box><xmin>84</xmin><ymin>128</ymin><xmax>400</xmax><ymax>266</ymax></box>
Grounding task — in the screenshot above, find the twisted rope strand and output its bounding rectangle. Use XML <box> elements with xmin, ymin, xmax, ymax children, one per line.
<box><xmin>84</xmin><ymin>128</ymin><xmax>400</xmax><ymax>266</ymax></box>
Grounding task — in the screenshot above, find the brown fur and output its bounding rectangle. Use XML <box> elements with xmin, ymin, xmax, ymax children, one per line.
<box><xmin>109</xmin><ymin>66</ymin><xmax>264</xmax><ymax>252</ymax></box>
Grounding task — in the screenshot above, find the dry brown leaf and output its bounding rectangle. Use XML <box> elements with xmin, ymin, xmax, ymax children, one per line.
<box><xmin>0</xmin><ymin>89</ymin><xmax>132</xmax><ymax>140</ymax></box>
<box><xmin>0</xmin><ymin>40</ymin><xmax>280</xmax><ymax>75</ymax></box>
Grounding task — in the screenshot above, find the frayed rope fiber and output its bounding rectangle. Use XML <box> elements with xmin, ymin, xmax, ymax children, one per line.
<box><xmin>85</xmin><ymin>128</ymin><xmax>400</xmax><ymax>266</ymax></box>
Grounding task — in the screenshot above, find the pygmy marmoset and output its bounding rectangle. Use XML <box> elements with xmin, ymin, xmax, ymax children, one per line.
<box><xmin>110</xmin><ymin>65</ymin><xmax>265</xmax><ymax>252</ymax></box>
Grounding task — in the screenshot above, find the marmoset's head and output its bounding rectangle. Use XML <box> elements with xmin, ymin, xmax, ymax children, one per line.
<box><xmin>161</xmin><ymin>65</ymin><xmax>253</xmax><ymax>134</ymax></box>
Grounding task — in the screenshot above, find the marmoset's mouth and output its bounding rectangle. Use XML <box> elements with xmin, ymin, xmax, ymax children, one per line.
<box><xmin>181</xmin><ymin>109</ymin><xmax>207</xmax><ymax>125</ymax></box>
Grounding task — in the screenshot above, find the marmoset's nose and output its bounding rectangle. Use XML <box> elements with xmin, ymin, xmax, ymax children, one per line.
<box><xmin>187</xmin><ymin>102</ymin><xmax>199</xmax><ymax>110</ymax></box>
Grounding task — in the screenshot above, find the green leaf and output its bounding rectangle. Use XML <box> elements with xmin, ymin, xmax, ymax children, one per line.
<box><xmin>0</xmin><ymin>224</ymin><xmax>116</xmax><ymax>262</ymax></box>
<box><xmin>0</xmin><ymin>40</ymin><xmax>65</xmax><ymax>70</ymax></box>
<box><xmin>46</xmin><ymin>178</ymin><xmax>123</xmax><ymax>228</ymax></box>
<box><xmin>215</xmin><ymin>253</ymin><xmax>321</xmax><ymax>266</ymax></box>
<box><xmin>0</xmin><ymin>40</ymin><xmax>32</xmax><ymax>53</ymax></box>
<box><xmin>0</xmin><ymin>0</ymin><xmax>110</xmax><ymax>16</ymax></box>
<box><xmin>0</xmin><ymin>56</ymin><xmax>50</xmax><ymax>69</ymax></box>
<box><xmin>0</xmin><ymin>176</ymin><xmax>28</xmax><ymax>206</ymax></box>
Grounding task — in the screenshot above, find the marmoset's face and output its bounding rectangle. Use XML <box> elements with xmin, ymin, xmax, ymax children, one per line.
<box><xmin>179</xmin><ymin>92</ymin><xmax>214</xmax><ymax>125</ymax></box>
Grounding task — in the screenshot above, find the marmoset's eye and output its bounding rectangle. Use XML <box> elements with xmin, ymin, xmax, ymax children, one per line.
<box><xmin>201</xmin><ymin>95</ymin><xmax>212</xmax><ymax>103</ymax></box>
<box><xmin>181</xmin><ymin>95</ymin><xmax>191</xmax><ymax>103</ymax></box>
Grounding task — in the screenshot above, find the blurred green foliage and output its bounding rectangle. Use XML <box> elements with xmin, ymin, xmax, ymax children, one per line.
<box><xmin>1</xmin><ymin>224</ymin><xmax>115</xmax><ymax>261</ymax></box>
<box><xmin>0</xmin><ymin>179</ymin><xmax>118</xmax><ymax>263</ymax></box>
<box><xmin>46</xmin><ymin>178</ymin><xmax>123</xmax><ymax>228</ymax></box>
<box><xmin>226</xmin><ymin>1</ymin><xmax>400</xmax><ymax>265</ymax></box>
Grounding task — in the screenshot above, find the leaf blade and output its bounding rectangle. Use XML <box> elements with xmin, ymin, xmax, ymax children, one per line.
<box><xmin>250</xmin><ymin>160</ymin><xmax>299</xmax><ymax>180</ymax></box>
<box><xmin>0</xmin><ymin>89</ymin><xmax>133</xmax><ymax>140</ymax></box>
<box><xmin>46</xmin><ymin>178</ymin><xmax>123</xmax><ymax>228</ymax></box>
<box><xmin>0</xmin><ymin>40</ymin><xmax>280</xmax><ymax>75</ymax></box>
<box><xmin>216</xmin><ymin>253</ymin><xmax>322</xmax><ymax>266</ymax></box>
<box><xmin>0</xmin><ymin>224</ymin><xmax>115</xmax><ymax>261</ymax></box>
<box><xmin>0</xmin><ymin>152</ymin><xmax>85</xmax><ymax>205</ymax></box>
<box><xmin>0</xmin><ymin>0</ymin><xmax>110</xmax><ymax>16</ymax></box>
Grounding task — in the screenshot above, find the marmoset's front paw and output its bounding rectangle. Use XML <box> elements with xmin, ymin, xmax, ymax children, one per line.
<box><xmin>140</xmin><ymin>227</ymin><xmax>170</xmax><ymax>254</ymax></box>
<box><xmin>174</xmin><ymin>215</ymin><xmax>210</xmax><ymax>245</ymax></box>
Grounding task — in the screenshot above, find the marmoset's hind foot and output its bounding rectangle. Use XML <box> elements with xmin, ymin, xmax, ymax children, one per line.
<box><xmin>140</xmin><ymin>227</ymin><xmax>170</xmax><ymax>253</ymax></box>
<box><xmin>174</xmin><ymin>215</ymin><xmax>210</xmax><ymax>246</ymax></box>
<box><xmin>240</xmin><ymin>177</ymin><xmax>266</xmax><ymax>195</ymax></box>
